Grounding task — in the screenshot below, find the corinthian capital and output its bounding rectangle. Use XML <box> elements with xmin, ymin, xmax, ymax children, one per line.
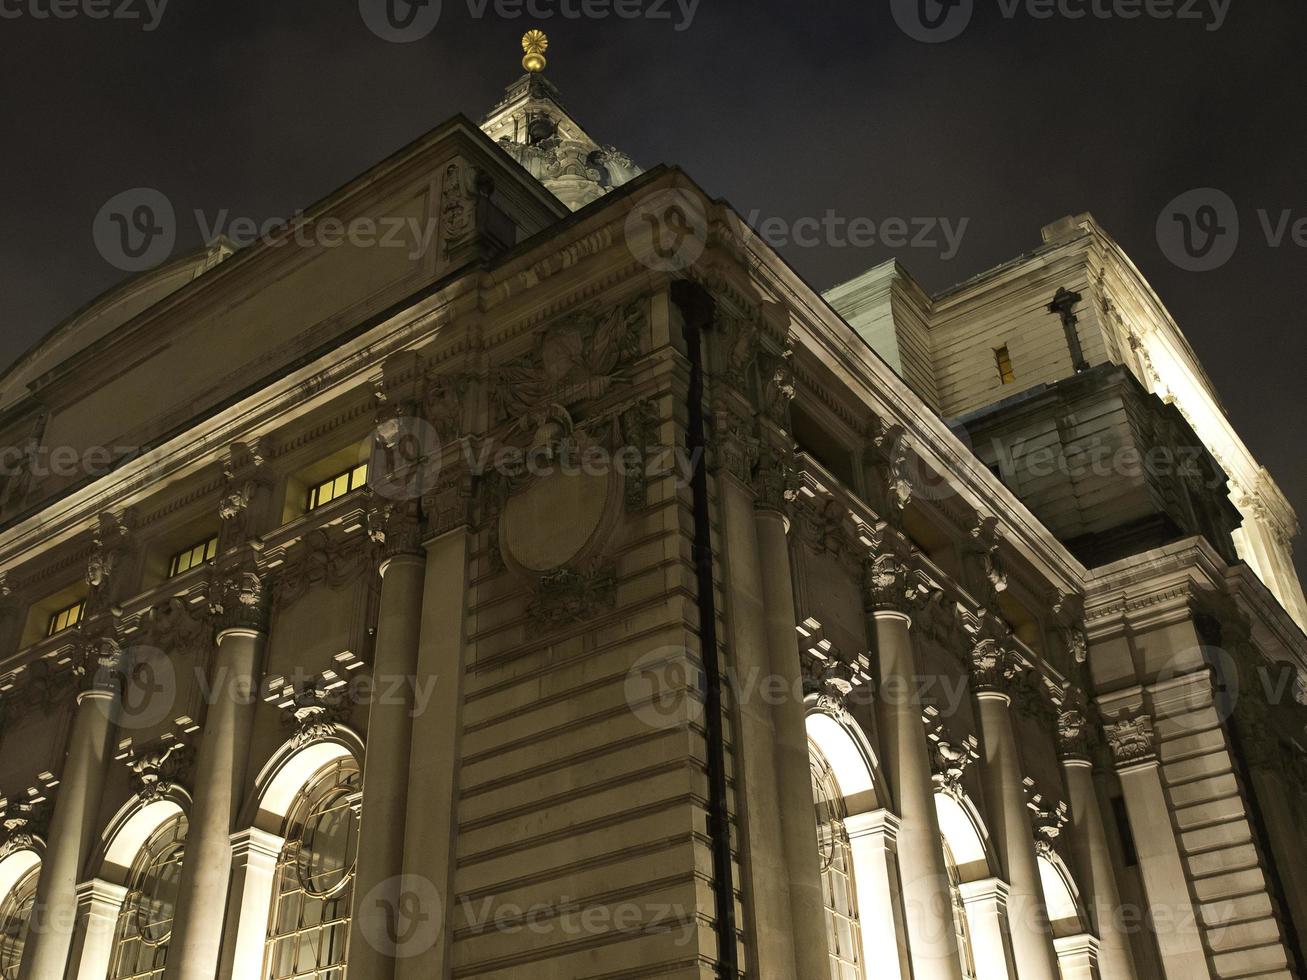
<box><xmin>863</xmin><ymin>524</ymin><xmax>917</xmax><ymax>617</ymax></box>
<box><xmin>366</xmin><ymin>495</ymin><xmax>424</xmax><ymax>561</ymax></box>
<box><xmin>208</xmin><ymin>564</ymin><xmax>268</xmax><ymax>635</ymax></box>
<box><xmin>1103</xmin><ymin>713</ymin><xmax>1157</xmax><ymax>768</ymax></box>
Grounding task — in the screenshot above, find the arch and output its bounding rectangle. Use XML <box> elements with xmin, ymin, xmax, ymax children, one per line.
<box><xmin>247</xmin><ymin>729</ymin><xmax>363</xmax><ymax>835</ymax></box>
<box><xmin>0</xmin><ymin>849</ymin><xmax>40</xmax><ymax>905</ymax></box>
<box><xmin>0</xmin><ymin>849</ymin><xmax>41</xmax><ymax>979</ymax></box>
<box><xmin>933</xmin><ymin>790</ymin><xmax>994</xmax><ymax>883</ymax></box>
<box><xmin>1037</xmin><ymin>851</ymin><xmax>1087</xmax><ymax>938</ymax></box>
<box><xmin>804</xmin><ymin>708</ymin><xmax>880</xmax><ymax>810</ymax></box>
<box><xmin>98</xmin><ymin>795</ymin><xmax>188</xmax><ymax>887</ymax></box>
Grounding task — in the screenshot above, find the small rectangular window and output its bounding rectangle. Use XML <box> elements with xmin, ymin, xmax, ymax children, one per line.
<box><xmin>47</xmin><ymin>599</ymin><xmax>86</xmax><ymax>637</ymax></box>
<box><xmin>995</xmin><ymin>345</ymin><xmax>1016</xmax><ymax>385</ymax></box>
<box><xmin>168</xmin><ymin>535</ymin><xmax>219</xmax><ymax>578</ymax></box>
<box><xmin>306</xmin><ymin>463</ymin><xmax>368</xmax><ymax>512</ymax></box>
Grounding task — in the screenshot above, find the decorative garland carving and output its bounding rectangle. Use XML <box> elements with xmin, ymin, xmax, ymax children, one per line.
<box><xmin>125</xmin><ymin>742</ymin><xmax>190</xmax><ymax>803</ymax></box>
<box><xmin>1029</xmin><ymin>791</ymin><xmax>1070</xmax><ymax>858</ymax></box>
<box><xmin>526</xmin><ymin>565</ymin><xmax>617</xmax><ymax>629</ymax></box>
<box><xmin>923</xmin><ymin>705</ymin><xmax>979</xmax><ymax>798</ymax></box>
<box><xmin>0</xmin><ymin>799</ymin><xmax>47</xmax><ymax>859</ymax></box>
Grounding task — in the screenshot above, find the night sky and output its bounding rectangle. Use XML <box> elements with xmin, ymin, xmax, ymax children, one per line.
<box><xmin>1</xmin><ymin>0</ymin><xmax>1303</xmax><ymax>579</ymax></box>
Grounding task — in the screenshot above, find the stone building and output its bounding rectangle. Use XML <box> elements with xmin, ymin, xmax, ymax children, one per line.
<box><xmin>0</xmin><ymin>33</ymin><xmax>1304</xmax><ymax>980</ymax></box>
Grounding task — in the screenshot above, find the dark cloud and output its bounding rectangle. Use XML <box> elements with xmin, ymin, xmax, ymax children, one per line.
<box><xmin>1</xmin><ymin>0</ymin><xmax>1303</xmax><ymax>581</ymax></box>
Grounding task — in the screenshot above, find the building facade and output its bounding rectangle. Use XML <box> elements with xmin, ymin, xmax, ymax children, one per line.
<box><xmin>0</xmin><ymin>36</ymin><xmax>1305</xmax><ymax>980</ymax></box>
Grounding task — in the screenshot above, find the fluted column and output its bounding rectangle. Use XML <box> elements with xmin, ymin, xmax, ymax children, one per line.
<box><xmin>968</xmin><ymin>633</ymin><xmax>1060</xmax><ymax>980</ymax></box>
<box><xmin>20</xmin><ymin>639</ymin><xmax>121</xmax><ymax>980</ymax></box>
<box><xmin>1058</xmin><ymin>702</ymin><xmax>1138</xmax><ymax>980</ymax></box>
<box><xmin>755</xmin><ymin>503</ymin><xmax>832</xmax><ymax>977</ymax></box>
<box><xmin>348</xmin><ymin>498</ymin><xmax>427</xmax><ymax>978</ymax></box>
<box><xmin>165</xmin><ymin>569</ymin><xmax>267</xmax><ymax>980</ymax></box>
<box><xmin>868</xmin><ymin>549</ymin><xmax>965</xmax><ymax>980</ymax></box>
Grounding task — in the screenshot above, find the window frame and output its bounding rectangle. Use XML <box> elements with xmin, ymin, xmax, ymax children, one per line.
<box><xmin>46</xmin><ymin>598</ymin><xmax>86</xmax><ymax>638</ymax></box>
<box><xmin>994</xmin><ymin>345</ymin><xmax>1016</xmax><ymax>385</ymax></box>
<box><xmin>166</xmin><ymin>535</ymin><xmax>219</xmax><ymax>579</ymax></box>
<box><xmin>304</xmin><ymin>463</ymin><xmax>368</xmax><ymax>513</ymax></box>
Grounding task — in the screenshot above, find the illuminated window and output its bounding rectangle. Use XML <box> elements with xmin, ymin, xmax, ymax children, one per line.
<box><xmin>110</xmin><ymin>814</ymin><xmax>187</xmax><ymax>980</ymax></box>
<box><xmin>167</xmin><ymin>536</ymin><xmax>218</xmax><ymax>578</ymax></box>
<box><xmin>811</xmin><ymin>746</ymin><xmax>865</xmax><ymax>980</ymax></box>
<box><xmin>0</xmin><ymin>864</ymin><xmax>39</xmax><ymax>980</ymax></box>
<box><xmin>994</xmin><ymin>345</ymin><xmax>1016</xmax><ymax>385</ymax></box>
<box><xmin>46</xmin><ymin>599</ymin><xmax>85</xmax><ymax>637</ymax></box>
<box><xmin>263</xmin><ymin>760</ymin><xmax>361</xmax><ymax>979</ymax></box>
<box><xmin>305</xmin><ymin>464</ymin><xmax>368</xmax><ymax>512</ymax></box>
<box><xmin>943</xmin><ymin>837</ymin><xmax>978</xmax><ymax>980</ymax></box>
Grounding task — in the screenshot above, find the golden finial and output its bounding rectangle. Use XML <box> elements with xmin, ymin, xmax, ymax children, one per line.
<box><xmin>522</xmin><ymin>30</ymin><xmax>548</xmax><ymax>73</ymax></box>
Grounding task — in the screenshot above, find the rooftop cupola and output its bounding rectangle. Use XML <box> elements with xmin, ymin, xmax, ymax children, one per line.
<box><xmin>480</xmin><ymin>31</ymin><xmax>642</xmax><ymax>211</ymax></box>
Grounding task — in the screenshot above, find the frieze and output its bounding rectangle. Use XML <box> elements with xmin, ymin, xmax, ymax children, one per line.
<box><xmin>272</xmin><ymin>530</ymin><xmax>372</xmax><ymax>611</ymax></box>
<box><xmin>490</xmin><ymin>299</ymin><xmax>646</xmax><ymax>440</ymax></box>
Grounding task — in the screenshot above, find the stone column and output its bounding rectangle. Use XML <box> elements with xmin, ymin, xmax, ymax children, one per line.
<box><xmin>755</xmin><ymin>500</ymin><xmax>830</xmax><ymax>979</ymax></box>
<box><xmin>217</xmin><ymin>828</ymin><xmax>284</xmax><ymax>980</ymax></box>
<box><xmin>348</xmin><ymin>498</ymin><xmax>426</xmax><ymax>978</ymax></box>
<box><xmin>68</xmin><ymin>878</ymin><xmax>127</xmax><ymax>980</ymax></box>
<box><xmin>1100</xmin><ymin>708</ymin><xmax>1211</xmax><ymax>979</ymax></box>
<box><xmin>715</xmin><ymin>466</ymin><xmax>799</xmax><ymax>980</ymax></box>
<box><xmin>968</xmin><ymin>633</ymin><xmax>1060</xmax><ymax>980</ymax></box>
<box><xmin>959</xmin><ymin>878</ymin><xmax>1016</xmax><ymax>980</ymax></box>
<box><xmin>20</xmin><ymin>638</ymin><xmax>121</xmax><ymax>980</ymax></box>
<box><xmin>394</xmin><ymin>471</ymin><xmax>475</xmax><ymax>980</ymax></box>
<box><xmin>165</xmin><ymin>569</ymin><xmax>267</xmax><ymax>980</ymax></box>
<box><xmin>868</xmin><ymin>548</ymin><xmax>965</xmax><ymax>980</ymax></box>
<box><xmin>1058</xmin><ymin>701</ymin><xmax>1138</xmax><ymax>980</ymax></box>
<box><xmin>844</xmin><ymin>809</ymin><xmax>912</xmax><ymax>980</ymax></box>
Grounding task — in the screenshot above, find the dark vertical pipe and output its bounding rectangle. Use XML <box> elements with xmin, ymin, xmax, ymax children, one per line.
<box><xmin>672</xmin><ymin>279</ymin><xmax>739</xmax><ymax>977</ymax></box>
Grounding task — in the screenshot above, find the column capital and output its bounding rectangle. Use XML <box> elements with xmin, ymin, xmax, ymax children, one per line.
<box><xmin>1056</xmin><ymin>688</ymin><xmax>1094</xmax><ymax>763</ymax></box>
<box><xmin>863</xmin><ymin>526</ymin><xmax>918</xmax><ymax>618</ymax></box>
<box><xmin>208</xmin><ymin>563</ymin><xmax>269</xmax><ymax>636</ymax></box>
<box><xmin>1102</xmin><ymin>712</ymin><xmax>1158</xmax><ymax>771</ymax></box>
<box><xmin>367</xmin><ymin>494</ymin><xmax>425</xmax><ymax>562</ymax></box>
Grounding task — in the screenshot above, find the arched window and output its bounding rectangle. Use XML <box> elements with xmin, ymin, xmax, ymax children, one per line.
<box><xmin>109</xmin><ymin>813</ymin><xmax>187</xmax><ymax>980</ymax></box>
<box><xmin>263</xmin><ymin>758</ymin><xmax>361</xmax><ymax>980</ymax></box>
<box><xmin>941</xmin><ymin>836</ymin><xmax>978</xmax><ymax>980</ymax></box>
<box><xmin>0</xmin><ymin>863</ymin><xmax>40</xmax><ymax>979</ymax></box>
<box><xmin>810</xmin><ymin>743</ymin><xmax>865</xmax><ymax>980</ymax></box>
